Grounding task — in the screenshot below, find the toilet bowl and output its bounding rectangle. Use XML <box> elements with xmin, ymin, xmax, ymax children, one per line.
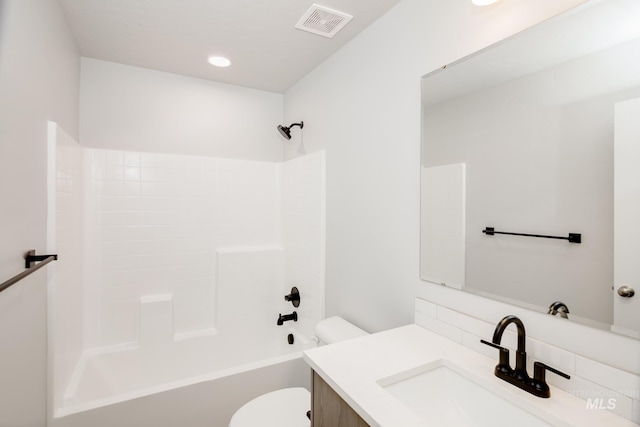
<box><xmin>228</xmin><ymin>316</ymin><xmax>367</xmax><ymax>427</ymax></box>
<box><xmin>228</xmin><ymin>387</ymin><xmax>311</xmax><ymax>427</ymax></box>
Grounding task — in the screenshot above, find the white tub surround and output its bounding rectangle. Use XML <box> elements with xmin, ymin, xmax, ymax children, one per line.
<box><xmin>420</xmin><ymin>163</ymin><xmax>466</xmax><ymax>289</ymax></box>
<box><xmin>48</xmin><ymin>122</ymin><xmax>85</xmax><ymax>418</ymax></box>
<box><xmin>303</xmin><ymin>325</ymin><xmax>637</xmax><ymax>427</ymax></box>
<box><xmin>78</xmin><ymin>149</ymin><xmax>325</xmax><ymax>349</ymax></box>
<box><xmin>48</xmin><ymin>146</ymin><xmax>326</xmax><ymax>423</ymax></box>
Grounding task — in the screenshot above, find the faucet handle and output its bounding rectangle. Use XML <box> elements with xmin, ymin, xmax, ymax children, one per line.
<box><xmin>533</xmin><ymin>361</ymin><xmax>570</xmax><ymax>381</ymax></box>
<box><xmin>480</xmin><ymin>339</ymin><xmax>511</xmax><ymax>374</ymax></box>
<box><xmin>532</xmin><ymin>361</ymin><xmax>570</xmax><ymax>398</ymax></box>
<box><xmin>480</xmin><ymin>339</ymin><xmax>507</xmax><ymax>351</ymax></box>
<box><xmin>284</xmin><ymin>286</ymin><xmax>300</xmax><ymax>307</ymax></box>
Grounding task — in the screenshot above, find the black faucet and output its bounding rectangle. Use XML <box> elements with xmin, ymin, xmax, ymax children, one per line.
<box><xmin>481</xmin><ymin>315</ymin><xmax>570</xmax><ymax>398</ymax></box>
<box><xmin>277</xmin><ymin>311</ymin><xmax>297</xmax><ymax>326</ymax></box>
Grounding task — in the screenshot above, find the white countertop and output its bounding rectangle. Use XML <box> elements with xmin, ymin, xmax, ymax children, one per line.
<box><xmin>303</xmin><ymin>324</ymin><xmax>637</xmax><ymax>427</ymax></box>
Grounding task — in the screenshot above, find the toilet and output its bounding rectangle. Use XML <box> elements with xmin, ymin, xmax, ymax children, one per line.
<box><xmin>228</xmin><ymin>316</ymin><xmax>368</xmax><ymax>427</ymax></box>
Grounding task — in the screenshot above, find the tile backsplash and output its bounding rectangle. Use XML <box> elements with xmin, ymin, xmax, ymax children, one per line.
<box><xmin>415</xmin><ymin>293</ymin><xmax>640</xmax><ymax>423</ymax></box>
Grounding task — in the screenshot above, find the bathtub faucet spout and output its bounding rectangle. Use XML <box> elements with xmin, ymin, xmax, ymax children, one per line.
<box><xmin>277</xmin><ymin>311</ymin><xmax>297</xmax><ymax>326</ymax></box>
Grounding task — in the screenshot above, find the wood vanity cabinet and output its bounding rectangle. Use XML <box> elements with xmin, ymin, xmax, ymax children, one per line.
<box><xmin>311</xmin><ymin>371</ymin><xmax>371</xmax><ymax>427</ymax></box>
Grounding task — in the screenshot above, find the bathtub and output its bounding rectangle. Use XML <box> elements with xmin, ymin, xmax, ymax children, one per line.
<box><xmin>50</xmin><ymin>327</ymin><xmax>315</xmax><ymax>427</ymax></box>
<box><xmin>47</xmin><ymin>138</ymin><xmax>326</xmax><ymax>427</ymax></box>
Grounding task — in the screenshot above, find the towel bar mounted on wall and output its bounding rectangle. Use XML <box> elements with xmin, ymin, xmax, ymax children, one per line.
<box><xmin>0</xmin><ymin>250</ymin><xmax>58</xmax><ymax>293</ymax></box>
<box><xmin>482</xmin><ymin>227</ymin><xmax>581</xmax><ymax>243</ymax></box>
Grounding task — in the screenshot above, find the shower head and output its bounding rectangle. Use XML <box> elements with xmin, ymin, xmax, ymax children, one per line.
<box><xmin>276</xmin><ymin>121</ymin><xmax>304</xmax><ymax>140</ymax></box>
<box><xmin>277</xmin><ymin>125</ymin><xmax>291</xmax><ymax>139</ymax></box>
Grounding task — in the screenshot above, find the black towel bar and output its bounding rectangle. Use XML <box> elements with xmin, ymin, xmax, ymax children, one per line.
<box><xmin>482</xmin><ymin>227</ymin><xmax>581</xmax><ymax>244</ymax></box>
<box><xmin>0</xmin><ymin>250</ymin><xmax>58</xmax><ymax>293</ymax></box>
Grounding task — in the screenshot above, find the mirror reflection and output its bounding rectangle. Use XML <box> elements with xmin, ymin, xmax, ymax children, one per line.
<box><xmin>420</xmin><ymin>0</ymin><xmax>640</xmax><ymax>339</ymax></box>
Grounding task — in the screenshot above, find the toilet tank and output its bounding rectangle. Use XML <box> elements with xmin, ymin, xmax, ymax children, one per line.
<box><xmin>315</xmin><ymin>316</ymin><xmax>368</xmax><ymax>345</ymax></box>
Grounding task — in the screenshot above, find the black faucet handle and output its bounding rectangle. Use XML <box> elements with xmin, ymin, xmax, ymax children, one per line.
<box><xmin>531</xmin><ymin>361</ymin><xmax>570</xmax><ymax>398</ymax></box>
<box><xmin>284</xmin><ymin>286</ymin><xmax>300</xmax><ymax>307</ymax></box>
<box><xmin>534</xmin><ymin>361</ymin><xmax>570</xmax><ymax>381</ymax></box>
<box><xmin>480</xmin><ymin>339</ymin><xmax>507</xmax><ymax>351</ymax></box>
<box><xmin>480</xmin><ymin>339</ymin><xmax>511</xmax><ymax>374</ymax></box>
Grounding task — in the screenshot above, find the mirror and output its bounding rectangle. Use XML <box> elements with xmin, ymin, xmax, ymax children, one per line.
<box><xmin>420</xmin><ymin>0</ymin><xmax>640</xmax><ymax>338</ymax></box>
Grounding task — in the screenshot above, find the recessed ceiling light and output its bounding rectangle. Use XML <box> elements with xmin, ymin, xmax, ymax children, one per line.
<box><xmin>472</xmin><ymin>0</ymin><xmax>498</xmax><ymax>5</ymax></box>
<box><xmin>208</xmin><ymin>56</ymin><xmax>231</xmax><ymax>67</ymax></box>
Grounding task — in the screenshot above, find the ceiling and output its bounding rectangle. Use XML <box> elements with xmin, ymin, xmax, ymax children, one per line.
<box><xmin>58</xmin><ymin>0</ymin><xmax>403</xmax><ymax>93</ymax></box>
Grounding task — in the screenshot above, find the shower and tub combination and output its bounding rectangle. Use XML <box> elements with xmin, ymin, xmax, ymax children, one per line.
<box><xmin>47</xmin><ymin>122</ymin><xmax>325</xmax><ymax>427</ymax></box>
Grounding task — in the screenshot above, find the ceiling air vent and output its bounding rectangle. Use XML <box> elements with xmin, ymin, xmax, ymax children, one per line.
<box><xmin>295</xmin><ymin>4</ymin><xmax>353</xmax><ymax>38</ymax></box>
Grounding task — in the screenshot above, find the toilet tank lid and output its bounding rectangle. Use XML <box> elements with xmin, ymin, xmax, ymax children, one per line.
<box><xmin>315</xmin><ymin>316</ymin><xmax>368</xmax><ymax>344</ymax></box>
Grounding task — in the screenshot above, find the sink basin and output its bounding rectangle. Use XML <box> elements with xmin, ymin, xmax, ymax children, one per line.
<box><xmin>378</xmin><ymin>360</ymin><xmax>553</xmax><ymax>427</ymax></box>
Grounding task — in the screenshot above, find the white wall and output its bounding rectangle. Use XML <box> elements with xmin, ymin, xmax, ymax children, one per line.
<box><xmin>0</xmin><ymin>0</ymin><xmax>79</xmax><ymax>425</ymax></box>
<box><xmin>284</xmin><ymin>0</ymin><xmax>640</xmax><ymax>420</ymax></box>
<box><xmin>282</xmin><ymin>0</ymin><xmax>586</xmax><ymax>332</ymax></box>
<box><xmin>80</xmin><ymin>58</ymin><xmax>284</xmax><ymax>162</ymax></box>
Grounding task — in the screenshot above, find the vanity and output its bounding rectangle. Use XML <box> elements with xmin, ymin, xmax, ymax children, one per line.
<box><xmin>304</xmin><ymin>324</ymin><xmax>637</xmax><ymax>426</ymax></box>
<box><xmin>311</xmin><ymin>371</ymin><xmax>369</xmax><ymax>427</ymax></box>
